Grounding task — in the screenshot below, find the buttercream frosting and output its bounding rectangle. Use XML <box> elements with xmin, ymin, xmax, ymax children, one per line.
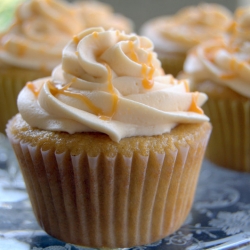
<box><xmin>140</xmin><ymin>3</ymin><xmax>232</xmax><ymax>55</ymax></box>
<box><xmin>18</xmin><ymin>27</ymin><xmax>209</xmax><ymax>142</ymax></box>
<box><xmin>184</xmin><ymin>6</ymin><xmax>250</xmax><ymax>98</ymax></box>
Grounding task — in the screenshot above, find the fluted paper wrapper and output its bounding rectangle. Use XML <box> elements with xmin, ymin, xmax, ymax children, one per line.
<box><xmin>203</xmin><ymin>98</ymin><xmax>250</xmax><ymax>172</ymax></box>
<box><xmin>7</xmin><ymin>131</ymin><xmax>210</xmax><ymax>248</ymax></box>
<box><xmin>0</xmin><ymin>68</ymin><xmax>49</xmax><ymax>133</ymax></box>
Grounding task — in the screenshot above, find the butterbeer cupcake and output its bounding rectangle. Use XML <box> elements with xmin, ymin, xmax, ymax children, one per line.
<box><xmin>140</xmin><ymin>3</ymin><xmax>232</xmax><ymax>76</ymax></box>
<box><xmin>0</xmin><ymin>0</ymin><xmax>85</xmax><ymax>133</ymax></box>
<box><xmin>6</xmin><ymin>27</ymin><xmax>211</xmax><ymax>248</ymax></box>
<box><xmin>183</xmin><ymin>6</ymin><xmax>250</xmax><ymax>172</ymax></box>
<box><xmin>73</xmin><ymin>0</ymin><xmax>133</xmax><ymax>33</ymax></box>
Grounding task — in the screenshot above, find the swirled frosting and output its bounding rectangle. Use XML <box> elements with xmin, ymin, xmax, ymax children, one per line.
<box><xmin>184</xmin><ymin>6</ymin><xmax>250</xmax><ymax>98</ymax></box>
<box><xmin>18</xmin><ymin>27</ymin><xmax>209</xmax><ymax>142</ymax></box>
<box><xmin>73</xmin><ymin>1</ymin><xmax>133</xmax><ymax>33</ymax></box>
<box><xmin>140</xmin><ymin>3</ymin><xmax>232</xmax><ymax>55</ymax></box>
<box><xmin>0</xmin><ymin>0</ymin><xmax>85</xmax><ymax>71</ymax></box>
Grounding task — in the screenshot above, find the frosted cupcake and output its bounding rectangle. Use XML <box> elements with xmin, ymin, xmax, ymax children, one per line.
<box><xmin>6</xmin><ymin>27</ymin><xmax>211</xmax><ymax>248</ymax></box>
<box><xmin>0</xmin><ymin>0</ymin><xmax>85</xmax><ymax>133</ymax></box>
<box><xmin>140</xmin><ymin>3</ymin><xmax>232</xmax><ymax>76</ymax></box>
<box><xmin>183</xmin><ymin>6</ymin><xmax>250</xmax><ymax>172</ymax></box>
<box><xmin>73</xmin><ymin>0</ymin><xmax>133</xmax><ymax>33</ymax></box>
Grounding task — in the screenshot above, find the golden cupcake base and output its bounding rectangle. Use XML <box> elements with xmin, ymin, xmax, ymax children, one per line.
<box><xmin>6</xmin><ymin>114</ymin><xmax>211</xmax><ymax>248</ymax></box>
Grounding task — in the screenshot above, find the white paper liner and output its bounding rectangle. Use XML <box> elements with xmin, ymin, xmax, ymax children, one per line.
<box><xmin>7</xmin><ymin>131</ymin><xmax>210</xmax><ymax>248</ymax></box>
<box><xmin>203</xmin><ymin>98</ymin><xmax>250</xmax><ymax>172</ymax></box>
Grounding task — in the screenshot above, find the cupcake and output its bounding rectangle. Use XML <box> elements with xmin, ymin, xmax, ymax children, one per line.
<box><xmin>6</xmin><ymin>27</ymin><xmax>211</xmax><ymax>248</ymax></box>
<box><xmin>183</xmin><ymin>6</ymin><xmax>250</xmax><ymax>172</ymax></box>
<box><xmin>140</xmin><ymin>3</ymin><xmax>232</xmax><ymax>77</ymax></box>
<box><xmin>0</xmin><ymin>0</ymin><xmax>85</xmax><ymax>133</ymax></box>
<box><xmin>73</xmin><ymin>0</ymin><xmax>133</xmax><ymax>34</ymax></box>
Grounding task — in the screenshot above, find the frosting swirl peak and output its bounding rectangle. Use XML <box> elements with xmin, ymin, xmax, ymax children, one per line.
<box><xmin>18</xmin><ymin>27</ymin><xmax>209</xmax><ymax>142</ymax></box>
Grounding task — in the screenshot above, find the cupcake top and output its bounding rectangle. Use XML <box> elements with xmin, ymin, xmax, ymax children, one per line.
<box><xmin>184</xmin><ymin>6</ymin><xmax>250</xmax><ymax>98</ymax></box>
<box><xmin>18</xmin><ymin>27</ymin><xmax>209</xmax><ymax>142</ymax></box>
<box><xmin>0</xmin><ymin>0</ymin><xmax>85</xmax><ymax>71</ymax></box>
<box><xmin>140</xmin><ymin>3</ymin><xmax>232</xmax><ymax>55</ymax></box>
<box><xmin>73</xmin><ymin>0</ymin><xmax>133</xmax><ymax>34</ymax></box>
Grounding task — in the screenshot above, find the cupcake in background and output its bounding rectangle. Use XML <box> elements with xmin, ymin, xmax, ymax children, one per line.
<box><xmin>183</xmin><ymin>6</ymin><xmax>250</xmax><ymax>172</ymax></box>
<box><xmin>6</xmin><ymin>27</ymin><xmax>211</xmax><ymax>248</ymax></box>
<box><xmin>0</xmin><ymin>0</ymin><xmax>85</xmax><ymax>134</ymax></box>
<box><xmin>140</xmin><ymin>3</ymin><xmax>232</xmax><ymax>77</ymax></box>
<box><xmin>0</xmin><ymin>0</ymin><xmax>24</xmax><ymax>33</ymax></box>
<box><xmin>73</xmin><ymin>0</ymin><xmax>133</xmax><ymax>33</ymax></box>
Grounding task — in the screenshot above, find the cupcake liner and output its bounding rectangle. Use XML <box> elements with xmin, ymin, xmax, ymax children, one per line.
<box><xmin>7</xmin><ymin>131</ymin><xmax>210</xmax><ymax>248</ymax></box>
<box><xmin>0</xmin><ymin>68</ymin><xmax>49</xmax><ymax>134</ymax></box>
<box><xmin>202</xmin><ymin>98</ymin><xmax>250</xmax><ymax>172</ymax></box>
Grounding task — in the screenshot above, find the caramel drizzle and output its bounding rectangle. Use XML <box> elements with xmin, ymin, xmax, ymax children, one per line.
<box><xmin>220</xmin><ymin>57</ymin><xmax>246</xmax><ymax>80</ymax></box>
<box><xmin>219</xmin><ymin>73</ymin><xmax>236</xmax><ymax>80</ymax></box>
<box><xmin>129</xmin><ymin>40</ymin><xmax>203</xmax><ymax>113</ymax></box>
<box><xmin>204</xmin><ymin>41</ymin><xmax>245</xmax><ymax>81</ymax></box>
<box><xmin>204</xmin><ymin>44</ymin><xmax>222</xmax><ymax>62</ymax></box>
<box><xmin>128</xmin><ymin>41</ymin><xmax>155</xmax><ymax>89</ymax></box>
<box><xmin>128</xmin><ymin>41</ymin><xmax>139</xmax><ymax>62</ymax></box>
<box><xmin>26</xmin><ymin>65</ymin><xmax>118</xmax><ymax>120</ymax></box>
<box><xmin>27</xmin><ymin>81</ymin><xmax>42</xmax><ymax>97</ymax></box>
<box><xmin>17</xmin><ymin>42</ymin><xmax>27</xmax><ymax>56</ymax></box>
<box><xmin>189</xmin><ymin>92</ymin><xmax>203</xmax><ymax>114</ymax></box>
<box><xmin>183</xmin><ymin>80</ymin><xmax>190</xmax><ymax>92</ymax></box>
<box><xmin>92</xmin><ymin>32</ymin><xmax>99</xmax><ymax>39</ymax></box>
<box><xmin>73</xmin><ymin>35</ymin><xmax>80</xmax><ymax>44</ymax></box>
<box><xmin>4</xmin><ymin>39</ymin><xmax>27</xmax><ymax>57</ymax></box>
<box><xmin>141</xmin><ymin>54</ymin><xmax>155</xmax><ymax>89</ymax></box>
<box><xmin>47</xmin><ymin>80</ymin><xmax>104</xmax><ymax>116</ymax></box>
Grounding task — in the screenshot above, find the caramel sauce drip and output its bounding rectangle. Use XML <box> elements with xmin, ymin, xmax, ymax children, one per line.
<box><xmin>128</xmin><ymin>41</ymin><xmax>155</xmax><ymax>89</ymax></box>
<box><xmin>141</xmin><ymin>64</ymin><xmax>153</xmax><ymax>89</ymax></box>
<box><xmin>204</xmin><ymin>45</ymin><xmax>221</xmax><ymax>62</ymax></box>
<box><xmin>228</xmin><ymin>21</ymin><xmax>237</xmax><ymax>34</ymax></box>
<box><xmin>73</xmin><ymin>35</ymin><xmax>80</xmax><ymax>44</ymax></box>
<box><xmin>128</xmin><ymin>41</ymin><xmax>139</xmax><ymax>62</ymax></box>
<box><xmin>17</xmin><ymin>42</ymin><xmax>27</xmax><ymax>56</ymax></box>
<box><xmin>183</xmin><ymin>80</ymin><xmax>190</xmax><ymax>92</ymax></box>
<box><xmin>5</xmin><ymin>40</ymin><xmax>27</xmax><ymax>56</ymax></box>
<box><xmin>204</xmin><ymin>41</ymin><xmax>243</xmax><ymax>80</ymax></box>
<box><xmin>92</xmin><ymin>32</ymin><xmax>99</xmax><ymax>39</ymax></box>
<box><xmin>189</xmin><ymin>92</ymin><xmax>203</xmax><ymax>114</ymax></box>
<box><xmin>48</xmin><ymin>80</ymin><xmax>104</xmax><ymax>115</ymax></box>
<box><xmin>220</xmin><ymin>58</ymin><xmax>246</xmax><ymax>80</ymax></box>
<box><xmin>141</xmin><ymin>53</ymin><xmax>155</xmax><ymax>89</ymax></box>
<box><xmin>26</xmin><ymin>64</ymin><xmax>119</xmax><ymax>120</ymax></box>
<box><xmin>116</xmin><ymin>30</ymin><xmax>120</xmax><ymax>36</ymax></box>
<box><xmin>230</xmin><ymin>58</ymin><xmax>246</xmax><ymax>72</ymax></box>
<box><xmin>220</xmin><ymin>73</ymin><xmax>236</xmax><ymax>80</ymax></box>
<box><xmin>27</xmin><ymin>81</ymin><xmax>42</xmax><ymax>97</ymax></box>
<box><xmin>99</xmin><ymin>64</ymin><xmax>119</xmax><ymax>120</ymax></box>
